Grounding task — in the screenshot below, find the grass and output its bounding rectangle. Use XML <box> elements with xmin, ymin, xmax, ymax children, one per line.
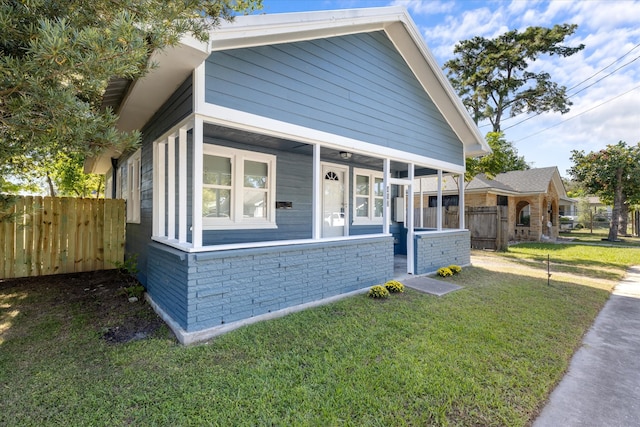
<box><xmin>1</xmin><ymin>245</ymin><xmax>639</xmax><ymax>426</ymax></box>
<box><xmin>560</xmin><ymin>228</ymin><xmax>640</xmax><ymax>247</ymax></box>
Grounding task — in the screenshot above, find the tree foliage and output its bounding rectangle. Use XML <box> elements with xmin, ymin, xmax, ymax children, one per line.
<box><xmin>445</xmin><ymin>24</ymin><xmax>584</xmax><ymax>132</ymax></box>
<box><xmin>0</xmin><ymin>0</ymin><xmax>262</xmax><ymax>193</ymax></box>
<box><xmin>465</xmin><ymin>132</ymin><xmax>529</xmax><ymax>182</ymax></box>
<box><xmin>569</xmin><ymin>141</ymin><xmax>640</xmax><ymax>241</ymax></box>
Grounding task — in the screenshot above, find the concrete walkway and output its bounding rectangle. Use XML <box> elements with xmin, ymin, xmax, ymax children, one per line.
<box><xmin>534</xmin><ymin>266</ymin><xmax>640</xmax><ymax>427</ymax></box>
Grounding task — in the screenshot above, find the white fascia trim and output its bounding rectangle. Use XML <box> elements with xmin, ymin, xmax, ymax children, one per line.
<box><xmin>210</xmin><ymin>6</ymin><xmax>407</xmax><ymax>51</ymax></box>
<box><xmin>195</xmin><ymin>106</ymin><xmax>466</xmax><ymax>174</ymax></box>
<box><xmin>152</xmin><ymin>233</ymin><xmax>392</xmax><ymax>253</ymax></box>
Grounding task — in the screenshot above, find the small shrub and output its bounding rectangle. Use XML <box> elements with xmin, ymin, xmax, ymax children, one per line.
<box><xmin>448</xmin><ymin>265</ymin><xmax>462</xmax><ymax>274</ymax></box>
<box><xmin>368</xmin><ymin>285</ymin><xmax>390</xmax><ymax>299</ymax></box>
<box><xmin>121</xmin><ymin>284</ymin><xmax>145</xmax><ymax>300</ymax></box>
<box><xmin>384</xmin><ymin>280</ymin><xmax>405</xmax><ymax>293</ymax></box>
<box><xmin>437</xmin><ymin>267</ymin><xmax>453</xmax><ymax>277</ymax></box>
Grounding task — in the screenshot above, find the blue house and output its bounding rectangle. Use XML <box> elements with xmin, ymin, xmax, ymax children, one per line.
<box><xmin>86</xmin><ymin>7</ymin><xmax>489</xmax><ymax>344</ymax></box>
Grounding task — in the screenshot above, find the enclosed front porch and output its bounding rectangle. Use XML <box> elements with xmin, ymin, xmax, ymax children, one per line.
<box><xmin>146</xmin><ymin>114</ymin><xmax>470</xmax><ymax>341</ymax></box>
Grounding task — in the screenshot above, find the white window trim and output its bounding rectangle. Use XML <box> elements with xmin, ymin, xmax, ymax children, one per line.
<box><xmin>124</xmin><ymin>149</ymin><xmax>141</xmax><ymax>224</ymax></box>
<box><xmin>353</xmin><ymin>168</ymin><xmax>383</xmax><ymax>225</ymax></box>
<box><xmin>202</xmin><ymin>144</ymin><xmax>277</xmax><ymax>230</ymax></box>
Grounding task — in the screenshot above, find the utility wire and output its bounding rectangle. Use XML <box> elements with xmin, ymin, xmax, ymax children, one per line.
<box><xmin>513</xmin><ymin>84</ymin><xmax>640</xmax><ymax>142</ymax></box>
<box><xmin>502</xmin><ymin>54</ymin><xmax>640</xmax><ymax>132</ymax></box>
<box><xmin>566</xmin><ymin>42</ymin><xmax>640</xmax><ymax>93</ymax></box>
<box><xmin>479</xmin><ymin>42</ymin><xmax>640</xmax><ymax>129</ymax></box>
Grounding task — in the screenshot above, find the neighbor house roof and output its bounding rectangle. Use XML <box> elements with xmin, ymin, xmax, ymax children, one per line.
<box><xmin>466</xmin><ymin>167</ymin><xmax>568</xmax><ymax>198</ymax></box>
<box><xmin>87</xmin><ymin>6</ymin><xmax>489</xmax><ymax>173</ymax></box>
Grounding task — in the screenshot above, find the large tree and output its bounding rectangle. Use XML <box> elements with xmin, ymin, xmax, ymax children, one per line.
<box><xmin>0</xmin><ymin>0</ymin><xmax>262</xmax><ymax>193</ymax></box>
<box><xmin>569</xmin><ymin>141</ymin><xmax>640</xmax><ymax>241</ymax></box>
<box><xmin>445</xmin><ymin>24</ymin><xmax>584</xmax><ymax>132</ymax></box>
<box><xmin>465</xmin><ymin>132</ymin><xmax>529</xmax><ymax>182</ymax></box>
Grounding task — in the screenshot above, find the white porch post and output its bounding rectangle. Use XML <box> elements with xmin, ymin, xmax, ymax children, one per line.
<box><xmin>419</xmin><ymin>177</ymin><xmax>424</xmax><ymax>228</ymax></box>
<box><xmin>437</xmin><ymin>169</ymin><xmax>443</xmax><ymax>231</ymax></box>
<box><xmin>192</xmin><ymin>117</ymin><xmax>204</xmax><ymax>248</ymax></box>
<box><xmin>152</xmin><ymin>141</ymin><xmax>162</xmax><ymax>237</ymax></box>
<box><xmin>459</xmin><ymin>174</ymin><xmax>465</xmax><ymax>229</ymax></box>
<box><xmin>167</xmin><ymin>135</ymin><xmax>176</xmax><ymax>240</ymax></box>
<box><xmin>156</xmin><ymin>141</ymin><xmax>166</xmax><ymax>238</ymax></box>
<box><xmin>312</xmin><ymin>144</ymin><xmax>321</xmax><ymax>239</ymax></box>
<box><xmin>178</xmin><ymin>127</ymin><xmax>188</xmax><ymax>243</ymax></box>
<box><xmin>407</xmin><ymin>163</ymin><xmax>415</xmax><ymax>275</ymax></box>
<box><xmin>383</xmin><ymin>158</ymin><xmax>390</xmax><ymax>235</ymax></box>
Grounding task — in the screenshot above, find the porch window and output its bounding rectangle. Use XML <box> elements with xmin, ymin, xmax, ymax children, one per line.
<box><xmin>202</xmin><ymin>144</ymin><xmax>276</xmax><ymax>229</ymax></box>
<box><xmin>353</xmin><ymin>168</ymin><xmax>383</xmax><ymax>223</ymax></box>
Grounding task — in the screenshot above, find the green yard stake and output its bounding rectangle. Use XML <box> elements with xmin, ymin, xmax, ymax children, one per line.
<box><xmin>547</xmin><ymin>254</ymin><xmax>551</xmax><ymax>285</ymax></box>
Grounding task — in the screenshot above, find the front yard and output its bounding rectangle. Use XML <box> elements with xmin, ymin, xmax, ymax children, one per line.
<box><xmin>1</xmin><ymin>243</ymin><xmax>638</xmax><ymax>426</ymax></box>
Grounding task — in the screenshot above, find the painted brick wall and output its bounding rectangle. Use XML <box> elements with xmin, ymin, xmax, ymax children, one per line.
<box><xmin>146</xmin><ymin>243</ymin><xmax>192</xmax><ymax>329</ymax></box>
<box><xmin>146</xmin><ymin>237</ymin><xmax>393</xmax><ymax>333</ymax></box>
<box><xmin>414</xmin><ymin>230</ymin><xmax>470</xmax><ymax>275</ymax></box>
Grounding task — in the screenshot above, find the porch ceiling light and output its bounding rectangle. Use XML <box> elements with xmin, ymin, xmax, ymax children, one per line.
<box><xmin>340</xmin><ymin>151</ymin><xmax>352</xmax><ymax>160</ymax></box>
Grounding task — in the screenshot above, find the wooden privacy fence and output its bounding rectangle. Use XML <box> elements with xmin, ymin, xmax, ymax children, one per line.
<box><xmin>414</xmin><ymin>206</ymin><xmax>460</xmax><ymax>229</ymax></box>
<box><xmin>0</xmin><ymin>196</ymin><xmax>125</xmax><ymax>279</ymax></box>
<box><xmin>465</xmin><ymin>205</ymin><xmax>508</xmax><ymax>251</ymax></box>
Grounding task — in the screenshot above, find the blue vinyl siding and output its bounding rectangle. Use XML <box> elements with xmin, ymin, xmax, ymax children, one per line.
<box><xmin>126</xmin><ymin>75</ymin><xmax>193</xmax><ymax>285</ymax></box>
<box><xmin>205</xmin><ymin>31</ymin><xmax>463</xmax><ymax>166</ymax></box>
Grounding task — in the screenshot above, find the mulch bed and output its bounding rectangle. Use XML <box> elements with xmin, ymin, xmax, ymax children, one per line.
<box><xmin>0</xmin><ymin>269</ymin><xmax>172</xmax><ymax>344</ymax></box>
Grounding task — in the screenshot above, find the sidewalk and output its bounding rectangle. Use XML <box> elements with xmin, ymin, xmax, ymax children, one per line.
<box><xmin>534</xmin><ymin>266</ymin><xmax>640</xmax><ymax>426</ymax></box>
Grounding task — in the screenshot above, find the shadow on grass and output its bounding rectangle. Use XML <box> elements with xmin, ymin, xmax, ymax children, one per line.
<box><xmin>0</xmin><ymin>259</ymin><xmax>617</xmax><ymax>427</ymax></box>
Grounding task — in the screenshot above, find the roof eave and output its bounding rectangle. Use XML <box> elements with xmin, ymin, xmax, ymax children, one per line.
<box><xmin>85</xmin><ymin>35</ymin><xmax>210</xmax><ymax>174</ymax></box>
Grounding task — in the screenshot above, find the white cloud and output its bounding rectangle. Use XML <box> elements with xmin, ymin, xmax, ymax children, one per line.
<box><xmin>390</xmin><ymin>0</ymin><xmax>455</xmax><ymax>15</ymax></box>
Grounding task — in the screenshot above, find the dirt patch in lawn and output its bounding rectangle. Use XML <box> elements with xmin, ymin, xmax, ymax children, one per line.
<box><xmin>0</xmin><ymin>270</ymin><xmax>173</xmax><ymax>345</ymax></box>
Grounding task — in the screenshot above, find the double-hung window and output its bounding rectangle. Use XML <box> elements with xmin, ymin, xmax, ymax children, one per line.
<box><xmin>203</xmin><ymin>144</ymin><xmax>276</xmax><ymax>229</ymax></box>
<box><xmin>353</xmin><ymin>168</ymin><xmax>383</xmax><ymax>224</ymax></box>
<box><xmin>124</xmin><ymin>149</ymin><xmax>141</xmax><ymax>224</ymax></box>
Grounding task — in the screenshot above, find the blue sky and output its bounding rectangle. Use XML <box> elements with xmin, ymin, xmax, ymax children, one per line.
<box><xmin>255</xmin><ymin>0</ymin><xmax>640</xmax><ymax>178</ymax></box>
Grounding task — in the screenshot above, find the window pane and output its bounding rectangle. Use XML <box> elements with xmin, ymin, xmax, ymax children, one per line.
<box><xmin>355</xmin><ymin>175</ymin><xmax>369</xmax><ymax>196</ymax></box>
<box><xmin>204</xmin><ymin>155</ymin><xmax>232</xmax><ymax>186</ymax></box>
<box><xmin>356</xmin><ymin>197</ymin><xmax>369</xmax><ymax>217</ymax></box>
<box><xmin>244</xmin><ymin>190</ymin><xmax>267</xmax><ymax>218</ymax></box>
<box><xmin>374</xmin><ymin>177</ymin><xmax>383</xmax><ymax>197</ymax></box>
<box><xmin>244</xmin><ymin>160</ymin><xmax>268</xmax><ymax>189</ymax></box>
<box><xmin>203</xmin><ymin>188</ymin><xmax>230</xmax><ymax>218</ymax></box>
<box><xmin>374</xmin><ymin>198</ymin><xmax>383</xmax><ymax>217</ymax></box>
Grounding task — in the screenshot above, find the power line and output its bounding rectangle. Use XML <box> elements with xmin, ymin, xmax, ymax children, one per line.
<box><xmin>566</xmin><ymin>42</ymin><xmax>640</xmax><ymax>93</ymax></box>
<box><xmin>513</xmin><ymin>84</ymin><xmax>640</xmax><ymax>142</ymax></box>
<box><xmin>479</xmin><ymin>42</ymin><xmax>640</xmax><ymax>130</ymax></box>
<box><xmin>566</xmin><ymin>53</ymin><xmax>640</xmax><ymax>98</ymax></box>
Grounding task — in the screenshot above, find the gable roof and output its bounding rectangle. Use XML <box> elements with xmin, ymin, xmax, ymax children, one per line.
<box><xmin>209</xmin><ymin>7</ymin><xmax>488</xmax><ymax>157</ymax></box>
<box><xmin>87</xmin><ymin>7</ymin><xmax>489</xmax><ymax>173</ymax></box>
<box><xmin>467</xmin><ymin>167</ymin><xmax>568</xmax><ymax>198</ymax></box>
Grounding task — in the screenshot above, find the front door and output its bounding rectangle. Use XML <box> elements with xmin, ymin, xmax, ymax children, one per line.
<box><xmin>322</xmin><ymin>164</ymin><xmax>348</xmax><ymax>238</ymax></box>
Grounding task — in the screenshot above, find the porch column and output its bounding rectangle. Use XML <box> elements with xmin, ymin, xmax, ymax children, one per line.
<box><xmin>407</xmin><ymin>163</ymin><xmax>414</xmax><ymax>274</ymax></box>
<box><xmin>167</xmin><ymin>135</ymin><xmax>176</xmax><ymax>240</ymax></box>
<box><xmin>383</xmin><ymin>158</ymin><xmax>390</xmax><ymax>235</ymax></box>
<box><xmin>178</xmin><ymin>127</ymin><xmax>188</xmax><ymax>243</ymax></box>
<box><xmin>419</xmin><ymin>177</ymin><xmax>424</xmax><ymax>228</ymax></box>
<box><xmin>192</xmin><ymin>117</ymin><xmax>204</xmax><ymax>248</ymax></box>
<box><xmin>437</xmin><ymin>169</ymin><xmax>443</xmax><ymax>231</ymax></box>
<box><xmin>312</xmin><ymin>144</ymin><xmax>321</xmax><ymax>239</ymax></box>
<box><xmin>153</xmin><ymin>140</ymin><xmax>166</xmax><ymax>238</ymax></box>
<box><xmin>459</xmin><ymin>174</ymin><xmax>465</xmax><ymax>229</ymax></box>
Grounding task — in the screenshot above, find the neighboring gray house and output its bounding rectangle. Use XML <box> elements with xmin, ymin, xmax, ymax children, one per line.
<box><xmin>86</xmin><ymin>7</ymin><xmax>489</xmax><ymax>344</ymax></box>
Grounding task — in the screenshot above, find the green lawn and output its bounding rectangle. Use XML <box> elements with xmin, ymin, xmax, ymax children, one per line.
<box><xmin>1</xmin><ymin>244</ymin><xmax>638</xmax><ymax>426</ymax></box>
<box><xmin>560</xmin><ymin>228</ymin><xmax>640</xmax><ymax>247</ymax></box>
